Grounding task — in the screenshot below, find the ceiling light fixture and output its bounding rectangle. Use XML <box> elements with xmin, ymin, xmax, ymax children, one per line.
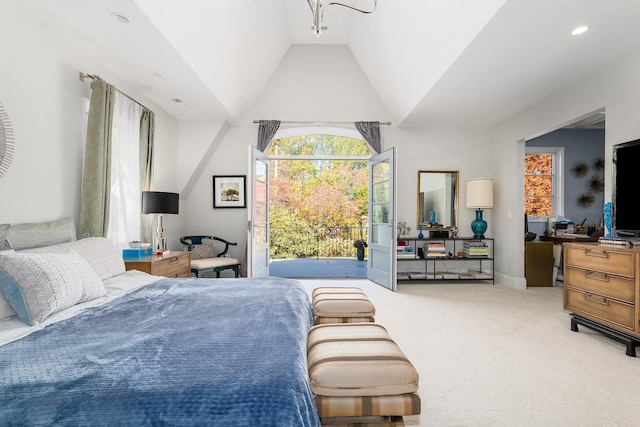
<box><xmin>111</xmin><ymin>13</ymin><xmax>130</xmax><ymax>24</ymax></box>
<box><xmin>571</xmin><ymin>25</ymin><xmax>589</xmax><ymax>36</ymax></box>
<box><xmin>307</xmin><ymin>0</ymin><xmax>377</xmax><ymax>37</ymax></box>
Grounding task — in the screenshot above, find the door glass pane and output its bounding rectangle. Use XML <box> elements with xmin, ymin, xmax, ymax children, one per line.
<box><xmin>254</xmin><ymin>161</ymin><xmax>268</xmax><ymax>245</ymax></box>
<box><xmin>372</xmin><ymin>181</ymin><xmax>389</xmax><ymax>203</ymax></box>
<box><xmin>372</xmin><ymin>162</ymin><xmax>389</xmax><ymax>182</ymax></box>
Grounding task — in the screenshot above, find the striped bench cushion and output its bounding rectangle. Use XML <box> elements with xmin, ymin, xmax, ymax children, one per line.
<box><xmin>312</xmin><ymin>287</ymin><xmax>375</xmax><ymax>324</ymax></box>
<box><xmin>307</xmin><ymin>323</ymin><xmax>419</xmax><ymax>397</ymax></box>
<box><xmin>315</xmin><ymin>394</ymin><xmax>421</xmax><ymax>418</ymax></box>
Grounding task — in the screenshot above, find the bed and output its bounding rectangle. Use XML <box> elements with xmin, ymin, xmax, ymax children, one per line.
<box><xmin>0</xmin><ymin>236</ymin><xmax>320</xmax><ymax>426</ymax></box>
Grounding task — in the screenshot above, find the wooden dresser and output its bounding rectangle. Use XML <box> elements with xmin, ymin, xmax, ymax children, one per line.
<box><xmin>563</xmin><ymin>242</ymin><xmax>640</xmax><ymax>356</ymax></box>
<box><xmin>124</xmin><ymin>251</ymin><xmax>191</xmax><ymax>278</ymax></box>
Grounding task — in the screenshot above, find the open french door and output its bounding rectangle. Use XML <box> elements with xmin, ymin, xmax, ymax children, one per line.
<box><xmin>367</xmin><ymin>147</ymin><xmax>397</xmax><ymax>291</ymax></box>
<box><xmin>247</xmin><ymin>146</ymin><xmax>270</xmax><ymax>277</ymax></box>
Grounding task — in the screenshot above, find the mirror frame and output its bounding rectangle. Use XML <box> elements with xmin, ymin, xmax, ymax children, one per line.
<box><xmin>417</xmin><ymin>170</ymin><xmax>459</xmax><ymax>229</ymax></box>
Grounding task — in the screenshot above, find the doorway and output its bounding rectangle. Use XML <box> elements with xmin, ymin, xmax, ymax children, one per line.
<box><xmin>523</xmin><ymin>109</ymin><xmax>605</xmax><ymax>287</ymax></box>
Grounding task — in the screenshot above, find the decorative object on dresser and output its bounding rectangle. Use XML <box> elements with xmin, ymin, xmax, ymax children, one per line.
<box><xmin>563</xmin><ymin>242</ymin><xmax>640</xmax><ymax>356</ymax></box>
<box><xmin>466</xmin><ymin>178</ymin><xmax>493</xmax><ymax>239</ymax></box>
<box><xmin>123</xmin><ymin>251</ymin><xmax>191</xmax><ymax>278</ymax></box>
<box><xmin>141</xmin><ymin>191</ymin><xmax>179</xmax><ymax>253</ymax></box>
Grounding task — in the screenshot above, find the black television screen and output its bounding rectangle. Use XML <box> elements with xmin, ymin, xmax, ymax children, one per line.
<box><xmin>613</xmin><ymin>139</ymin><xmax>640</xmax><ymax>237</ymax></box>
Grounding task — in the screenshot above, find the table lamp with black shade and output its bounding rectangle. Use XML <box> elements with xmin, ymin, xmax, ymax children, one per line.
<box><xmin>466</xmin><ymin>179</ymin><xmax>493</xmax><ymax>239</ymax></box>
<box><xmin>142</xmin><ymin>191</ymin><xmax>179</xmax><ymax>253</ymax></box>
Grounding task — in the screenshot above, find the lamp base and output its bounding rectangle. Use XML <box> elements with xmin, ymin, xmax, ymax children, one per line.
<box><xmin>153</xmin><ymin>214</ymin><xmax>168</xmax><ymax>253</ymax></box>
<box><xmin>471</xmin><ymin>209</ymin><xmax>487</xmax><ymax>239</ymax></box>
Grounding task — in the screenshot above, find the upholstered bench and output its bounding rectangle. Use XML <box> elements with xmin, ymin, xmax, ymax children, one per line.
<box><xmin>311</xmin><ymin>287</ymin><xmax>376</xmax><ymax>325</ymax></box>
<box><xmin>307</xmin><ymin>323</ymin><xmax>421</xmax><ymax>426</ymax></box>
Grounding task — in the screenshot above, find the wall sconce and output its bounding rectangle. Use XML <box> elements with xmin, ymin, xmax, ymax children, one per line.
<box><xmin>466</xmin><ymin>179</ymin><xmax>493</xmax><ymax>239</ymax></box>
<box><xmin>142</xmin><ymin>191</ymin><xmax>179</xmax><ymax>253</ymax></box>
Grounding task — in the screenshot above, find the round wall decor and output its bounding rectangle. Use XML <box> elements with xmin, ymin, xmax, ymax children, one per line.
<box><xmin>0</xmin><ymin>102</ymin><xmax>15</xmax><ymax>177</ymax></box>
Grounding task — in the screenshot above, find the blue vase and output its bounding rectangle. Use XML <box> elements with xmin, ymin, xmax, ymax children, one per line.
<box><xmin>471</xmin><ymin>209</ymin><xmax>487</xmax><ymax>239</ymax></box>
<box><xmin>356</xmin><ymin>247</ymin><xmax>365</xmax><ymax>261</ymax></box>
<box><xmin>418</xmin><ymin>225</ymin><xmax>424</xmax><ymax>239</ymax></box>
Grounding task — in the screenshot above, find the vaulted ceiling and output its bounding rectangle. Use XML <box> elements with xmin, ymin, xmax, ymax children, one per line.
<box><xmin>22</xmin><ymin>0</ymin><xmax>640</xmax><ymax>128</ymax></box>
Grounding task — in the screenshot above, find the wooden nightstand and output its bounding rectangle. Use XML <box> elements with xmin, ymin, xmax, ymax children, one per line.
<box><xmin>124</xmin><ymin>251</ymin><xmax>192</xmax><ymax>278</ymax></box>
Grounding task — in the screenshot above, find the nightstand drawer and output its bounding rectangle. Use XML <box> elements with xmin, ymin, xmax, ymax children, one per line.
<box><xmin>565</xmin><ymin>287</ymin><xmax>634</xmax><ymax>331</ymax></box>
<box><xmin>153</xmin><ymin>254</ymin><xmax>190</xmax><ymax>277</ymax></box>
<box><xmin>564</xmin><ymin>267</ymin><xmax>635</xmax><ymax>303</ymax></box>
<box><xmin>565</xmin><ymin>245</ymin><xmax>635</xmax><ymax>278</ymax></box>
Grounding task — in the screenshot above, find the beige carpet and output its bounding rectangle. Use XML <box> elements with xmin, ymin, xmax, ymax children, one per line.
<box><xmin>299</xmin><ymin>279</ymin><xmax>640</xmax><ymax>427</ymax></box>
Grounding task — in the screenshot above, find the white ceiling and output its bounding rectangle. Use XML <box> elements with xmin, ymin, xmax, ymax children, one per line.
<box><xmin>22</xmin><ymin>0</ymin><xmax>640</xmax><ymax>128</ymax></box>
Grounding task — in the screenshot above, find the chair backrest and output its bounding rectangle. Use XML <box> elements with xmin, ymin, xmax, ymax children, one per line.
<box><xmin>180</xmin><ymin>235</ymin><xmax>237</xmax><ymax>257</ymax></box>
<box><xmin>180</xmin><ymin>235</ymin><xmax>212</xmax><ymax>248</ymax></box>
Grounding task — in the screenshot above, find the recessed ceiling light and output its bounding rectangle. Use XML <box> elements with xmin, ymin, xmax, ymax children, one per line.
<box><xmin>111</xmin><ymin>13</ymin><xmax>130</xmax><ymax>24</ymax></box>
<box><xmin>571</xmin><ymin>26</ymin><xmax>590</xmax><ymax>36</ymax></box>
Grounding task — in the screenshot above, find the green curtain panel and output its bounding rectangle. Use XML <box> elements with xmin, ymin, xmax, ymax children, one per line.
<box><xmin>79</xmin><ymin>80</ymin><xmax>115</xmax><ymax>238</ymax></box>
<box><xmin>140</xmin><ymin>108</ymin><xmax>155</xmax><ymax>243</ymax></box>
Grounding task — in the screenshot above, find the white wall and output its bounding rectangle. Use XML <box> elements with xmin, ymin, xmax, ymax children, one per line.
<box><xmin>0</xmin><ymin>2</ymin><xmax>180</xmax><ymax>248</ymax></box>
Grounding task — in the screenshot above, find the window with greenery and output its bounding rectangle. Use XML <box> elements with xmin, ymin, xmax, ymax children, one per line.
<box><xmin>267</xmin><ymin>134</ymin><xmax>369</xmax><ymax>258</ymax></box>
<box><xmin>525</xmin><ymin>148</ymin><xmax>563</xmax><ymax>221</ymax></box>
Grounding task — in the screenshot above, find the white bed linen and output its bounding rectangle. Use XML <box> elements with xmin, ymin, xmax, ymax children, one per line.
<box><xmin>0</xmin><ymin>270</ymin><xmax>161</xmax><ymax>347</ymax></box>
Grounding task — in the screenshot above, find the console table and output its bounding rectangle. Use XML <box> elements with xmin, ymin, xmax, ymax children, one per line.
<box><xmin>396</xmin><ymin>237</ymin><xmax>494</xmax><ymax>283</ymax></box>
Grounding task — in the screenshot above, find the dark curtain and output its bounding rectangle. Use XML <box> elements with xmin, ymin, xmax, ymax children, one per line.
<box><xmin>354</xmin><ymin>121</ymin><xmax>381</xmax><ymax>154</ymax></box>
<box><xmin>257</xmin><ymin>120</ymin><xmax>281</xmax><ymax>152</ymax></box>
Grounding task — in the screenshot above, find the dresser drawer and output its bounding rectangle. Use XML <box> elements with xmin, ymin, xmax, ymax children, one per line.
<box><xmin>152</xmin><ymin>254</ymin><xmax>190</xmax><ymax>277</ymax></box>
<box><xmin>564</xmin><ymin>245</ymin><xmax>635</xmax><ymax>278</ymax></box>
<box><xmin>564</xmin><ymin>266</ymin><xmax>635</xmax><ymax>304</ymax></box>
<box><xmin>564</xmin><ymin>287</ymin><xmax>635</xmax><ymax>331</ymax></box>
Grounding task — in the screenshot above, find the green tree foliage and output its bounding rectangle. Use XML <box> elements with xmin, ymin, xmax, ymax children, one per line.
<box><xmin>268</xmin><ymin>135</ymin><xmax>369</xmax><ymax>258</ymax></box>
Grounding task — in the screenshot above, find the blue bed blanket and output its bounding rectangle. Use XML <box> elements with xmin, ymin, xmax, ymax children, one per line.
<box><xmin>0</xmin><ymin>277</ymin><xmax>320</xmax><ymax>426</ymax></box>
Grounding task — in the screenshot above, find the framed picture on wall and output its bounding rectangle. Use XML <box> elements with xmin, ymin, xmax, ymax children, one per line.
<box><xmin>212</xmin><ymin>175</ymin><xmax>246</xmax><ymax>208</ymax></box>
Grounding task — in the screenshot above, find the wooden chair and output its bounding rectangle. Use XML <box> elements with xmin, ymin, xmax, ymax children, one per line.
<box><xmin>180</xmin><ymin>235</ymin><xmax>241</xmax><ymax>278</ymax></box>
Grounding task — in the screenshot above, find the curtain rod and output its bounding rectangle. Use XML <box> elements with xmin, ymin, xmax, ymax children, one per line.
<box><xmin>252</xmin><ymin>119</ymin><xmax>391</xmax><ymax>126</ymax></box>
<box><xmin>79</xmin><ymin>71</ymin><xmax>149</xmax><ymax>110</ymax></box>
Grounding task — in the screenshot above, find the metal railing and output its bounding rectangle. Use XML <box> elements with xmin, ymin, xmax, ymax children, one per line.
<box><xmin>270</xmin><ymin>226</ymin><xmax>367</xmax><ymax>259</ymax></box>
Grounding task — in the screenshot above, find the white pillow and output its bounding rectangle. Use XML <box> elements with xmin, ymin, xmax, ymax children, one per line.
<box><xmin>0</xmin><ymin>251</ymin><xmax>106</xmax><ymax>325</ymax></box>
<box><xmin>22</xmin><ymin>237</ymin><xmax>125</xmax><ymax>281</ymax></box>
<box><xmin>5</xmin><ymin>217</ymin><xmax>76</xmax><ymax>248</ymax></box>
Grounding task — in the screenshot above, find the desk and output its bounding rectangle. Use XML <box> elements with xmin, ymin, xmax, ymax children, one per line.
<box><xmin>525</xmin><ymin>242</ymin><xmax>554</xmax><ymax>287</ymax></box>
<box><xmin>539</xmin><ymin>235</ymin><xmax>598</xmax><ymax>285</ymax></box>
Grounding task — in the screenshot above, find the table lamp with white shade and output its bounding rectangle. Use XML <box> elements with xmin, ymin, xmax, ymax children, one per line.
<box><xmin>466</xmin><ymin>179</ymin><xmax>493</xmax><ymax>239</ymax></box>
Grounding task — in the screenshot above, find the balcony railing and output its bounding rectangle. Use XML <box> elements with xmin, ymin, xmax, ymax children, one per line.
<box><xmin>270</xmin><ymin>226</ymin><xmax>367</xmax><ymax>259</ymax></box>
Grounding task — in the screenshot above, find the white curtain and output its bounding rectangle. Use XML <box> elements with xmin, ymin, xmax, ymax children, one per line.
<box><xmin>106</xmin><ymin>92</ymin><xmax>143</xmax><ymax>248</ymax></box>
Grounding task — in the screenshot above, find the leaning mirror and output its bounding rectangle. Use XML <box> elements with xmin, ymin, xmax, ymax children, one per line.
<box><xmin>417</xmin><ymin>170</ymin><xmax>459</xmax><ymax>229</ymax></box>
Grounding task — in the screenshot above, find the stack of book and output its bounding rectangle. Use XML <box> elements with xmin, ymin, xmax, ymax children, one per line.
<box><xmin>397</xmin><ymin>245</ymin><xmax>416</xmax><ymax>258</ymax></box>
<box><xmin>598</xmin><ymin>236</ymin><xmax>627</xmax><ymax>246</ymax></box>
<box><xmin>463</xmin><ymin>240</ymin><xmax>489</xmax><ymax>257</ymax></box>
<box><xmin>426</xmin><ymin>242</ymin><xmax>447</xmax><ymax>258</ymax></box>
